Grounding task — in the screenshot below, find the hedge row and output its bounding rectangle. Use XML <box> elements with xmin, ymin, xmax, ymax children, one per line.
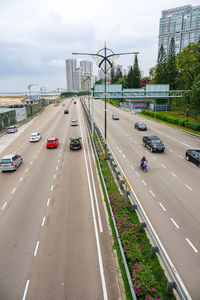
<box><xmin>142</xmin><ymin>110</ymin><xmax>200</xmax><ymax>131</ymax></box>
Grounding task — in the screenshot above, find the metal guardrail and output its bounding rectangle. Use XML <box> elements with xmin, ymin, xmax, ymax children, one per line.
<box><xmin>81</xmin><ymin>99</ymin><xmax>189</xmax><ymax>300</ymax></box>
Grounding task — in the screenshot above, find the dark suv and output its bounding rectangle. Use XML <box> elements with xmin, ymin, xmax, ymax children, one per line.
<box><xmin>70</xmin><ymin>137</ymin><xmax>82</xmax><ymax>150</ymax></box>
<box><xmin>142</xmin><ymin>136</ymin><xmax>165</xmax><ymax>152</ymax></box>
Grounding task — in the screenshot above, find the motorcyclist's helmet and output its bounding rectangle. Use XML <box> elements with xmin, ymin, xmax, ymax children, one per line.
<box><xmin>142</xmin><ymin>155</ymin><xmax>146</xmax><ymax>159</ymax></box>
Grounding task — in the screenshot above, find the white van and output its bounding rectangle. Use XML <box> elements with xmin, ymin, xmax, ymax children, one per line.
<box><xmin>0</xmin><ymin>154</ymin><xmax>23</xmax><ymax>171</ymax></box>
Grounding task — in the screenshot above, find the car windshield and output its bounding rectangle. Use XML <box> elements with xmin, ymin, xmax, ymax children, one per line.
<box><xmin>31</xmin><ymin>134</ymin><xmax>37</xmax><ymax>137</ymax></box>
<box><xmin>1</xmin><ymin>159</ymin><xmax>11</xmax><ymax>164</ymax></box>
<box><xmin>152</xmin><ymin>139</ymin><xmax>161</xmax><ymax>144</ymax></box>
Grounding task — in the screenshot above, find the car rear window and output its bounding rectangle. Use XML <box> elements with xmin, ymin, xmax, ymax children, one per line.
<box><xmin>1</xmin><ymin>159</ymin><xmax>11</xmax><ymax>164</ymax></box>
<box><xmin>48</xmin><ymin>140</ymin><xmax>55</xmax><ymax>143</ymax></box>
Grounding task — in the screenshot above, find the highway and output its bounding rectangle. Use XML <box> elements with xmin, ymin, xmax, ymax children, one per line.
<box><xmin>0</xmin><ymin>99</ymin><xmax>123</xmax><ymax>300</ymax></box>
<box><xmin>92</xmin><ymin>99</ymin><xmax>200</xmax><ymax>299</ymax></box>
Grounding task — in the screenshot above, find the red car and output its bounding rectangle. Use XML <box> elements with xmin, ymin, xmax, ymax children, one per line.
<box><xmin>46</xmin><ymin>138</ymin><xmax>59</xmax><ymax>149</ymax></box>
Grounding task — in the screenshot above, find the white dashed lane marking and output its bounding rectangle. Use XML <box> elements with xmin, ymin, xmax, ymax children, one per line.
<box><xmin>1</xmin><ymin>202</ymin><xmax>7</xmax><ymax>210</ymax></box>
<box><xmin>159</xmin><ymin>202</ymin><xmax>166</xmax><ymax>211</ymax></box>
<box><xmin>170</xmin><ymin>172</ymin><xmax>177</xmax><ymax>178</ymax></box>
<box><xmin>142</xmin><ymin>180</ymin><xmax>146</xmax><ymax>186</ymax></box>
<box><xmin>12</xmin><ymin>188</ymin><xmax>16</xmax><ymax>194</ymax></box>
<box><xmin>34</xmin><ymin>241</ymin><xmax>40</xmax><ymax>256</ymax></box>
<box><xmin>41</xmin><ymin>216</ymin><xmax>46</xmax><ymax>227</ymax></box>
<box><xmin>170</xmin><ymin>218</ymin><xmax>179</xmax><ymax>229</ymax></box>
<box><xmin>185</xmin><ymin>184</ymin><xmax>192</xmax><ymax>191</ymax></box>
<box><xmin>161</xmin><ymin>164</ymin><xmax>166</xmax><ymax>168</ymax></box>
<box><xmin>186</xmin><ymin>238</ymin><xmax>198</xmax><ymax>253</ymax></box>
<box><xmin>149</xmin><ymin>190</ymin><xmax>155</xmax><ymax>197</ymax></box>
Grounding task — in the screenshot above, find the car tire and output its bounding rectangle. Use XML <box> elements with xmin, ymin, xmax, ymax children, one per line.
<box><xmin>186</xmin><ymin>155</ymin><xmax>190</xmax><ymax>161</ymax></box>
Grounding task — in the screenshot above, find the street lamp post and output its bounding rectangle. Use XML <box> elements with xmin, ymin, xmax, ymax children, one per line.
<box><xmin>73</xmin><ymin>43</ymin><xmax>139</xmax><ymax>159</ymax></box>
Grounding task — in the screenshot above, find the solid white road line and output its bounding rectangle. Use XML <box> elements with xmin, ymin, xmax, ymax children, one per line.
<box><xmin>34</xmin><ymin>241</ymin><xmax>39</xmax><ymax>256</ymax></box>
<box><xmin>185</xmin><ymin>184</ymin><xmax>192</xmax><ymax>191</ymax></box>
<box><xmin>1</xmin><ymin>202</ymin><xmax>7</xmax><ymax>210</ymax></box>
<box><xmin>170</xmin><ymin>218</ymin><xmax>179</xmax><ymax>229</ymax></box>
<box><xmin>186</xmin><ymin>238</ymin><xmax>198</xmax><ymax>253</ymax></box>
<box><xmin>159</xmin><ymin>202</ymin><xmax>166</xmax><ymax>211</ymax></box>
<box><xmin>22</xmin><ymin>280</ymin><xmax>30</xmax><ymax>300</ymax></box>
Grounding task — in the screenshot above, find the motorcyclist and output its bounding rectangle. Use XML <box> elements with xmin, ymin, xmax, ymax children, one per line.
<box><xmin>141</xmin><ymin>155</ymin><xmax>147</xmax><ymax>168</ymax></box>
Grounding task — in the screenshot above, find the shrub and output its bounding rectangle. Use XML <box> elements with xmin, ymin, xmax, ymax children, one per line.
<box><xmin>184</xmin><ymin>121</ymin><xmax>200</xmax><ymax>130</ymax></box>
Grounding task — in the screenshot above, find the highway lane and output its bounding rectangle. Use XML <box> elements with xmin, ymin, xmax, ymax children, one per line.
<box><xmin>24</xmin><ymin>100</ymin><xmax>123</xmax><ymax>299</ymax></box>
<box><xmin>93</xmin><ymin>99</ymin><xmax>200</xmax><ymax>299</ymax></box>
<box><xmin>0</xmin><ymin>99</ymin><xmax>123</xmax><ymax>300</ymax></box>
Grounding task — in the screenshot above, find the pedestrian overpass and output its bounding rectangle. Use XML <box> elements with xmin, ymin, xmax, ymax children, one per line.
<box><xmin>93</xmin><ymin>84</ymin><xmax>187</xmax><ymax>100</ymax></box>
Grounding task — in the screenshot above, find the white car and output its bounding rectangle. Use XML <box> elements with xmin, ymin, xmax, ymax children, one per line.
<box><xmin>30</xmin><ymin>133</ymin><xmax>41</xmax><ymax>142</ymax></box>
<box><xmin>71</xmin><ymin>120</ymin><xmax>78</xmax><ymax>126</ymax></box>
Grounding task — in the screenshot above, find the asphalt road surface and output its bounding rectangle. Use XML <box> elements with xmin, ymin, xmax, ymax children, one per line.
<box><xmin>92</xmin><ymin>99</ymin><xmax>200</xmax><ymax>300</ymax></box>
<box><xmin>0</xmin><ymin>99</ymin><xmax>124</xmax><ymax>300</ymax></box>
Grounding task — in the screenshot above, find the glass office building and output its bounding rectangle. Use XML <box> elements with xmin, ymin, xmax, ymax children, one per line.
<box><xmin>159</xmin><ymin>5</ymin><xmax>200</xmax><ymax>55</ymax></box>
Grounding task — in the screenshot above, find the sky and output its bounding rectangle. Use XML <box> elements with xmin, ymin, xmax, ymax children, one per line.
<box><xmin>0</xmin><ymin>0</ymin><xmax>199</xmax><ymax>93</ymax></box>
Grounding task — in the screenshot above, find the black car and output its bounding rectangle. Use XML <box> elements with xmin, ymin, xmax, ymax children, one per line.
<box><xmin>64</xmin><ymin>109</ymin><xmax>69</xmax><ymax>114</ymax></box>
<box><xmin>142</xmin><ymin>136</ymin><xmax>165</xmax><ymax>152</ymax></box>
<box><xmin>185</xmin><ymin>149</ymin><xmax>200</xmax><ymax>167</ymax></box>
<box><xmin>112</xmin><ymin>114</ymin><xmax>119</xmax><ymax>120</ymax></box>
<box><xmin>135</xmin><ymin>121</ymin><xmax>147</xmax><ymax>131</ymax></box>
<box><xmin>70</xmin><ymin>137</ymin><xmax>82</xmax><ymax>150</ymax></box>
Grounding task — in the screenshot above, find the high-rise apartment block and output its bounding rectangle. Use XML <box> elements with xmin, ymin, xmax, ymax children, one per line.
<box><xmin>159</xmin><ymin>5</ymin><xmax>200</xmax><ymax>55</ymax></box>
<box><xmin>65</xmin><ymin>59</ymin><xmax>93</xmax><ymax>91</ymax></box>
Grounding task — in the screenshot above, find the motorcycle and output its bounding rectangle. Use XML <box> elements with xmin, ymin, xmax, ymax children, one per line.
<box><xmin>140</xmin><ymin>160</ymin><xmax>147</xmax><ymax>172</ymax></box>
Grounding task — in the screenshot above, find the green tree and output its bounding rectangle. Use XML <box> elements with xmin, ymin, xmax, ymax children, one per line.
<box><xmin>115</xmin><ymin>67</ymin><xmax>123</xmax><ymax>82</ymax></box>
<box><xmin>190</xmin><ymin>73</ymin><xmax>200</xmax><ymax>116</ymax></box>
<box><xmin>110</xmin><ymin>67</ymin><xmax>115</xmax><ymax>84</ymax></box>
<box><xmin>166</xmin><ymin>37</ymin><xmax>178</xmax><ymax>89</ymax></box>
<box><xmin>124</xmin><ymin>66</ymin><xmax>134</xmax><ymax>88</ymax></box>
<box><xmin>132</xmin><ymin>54</ymin><xmax>141</xmax><ymax>88</ymax></box>
<box><xmin>155</xmin><ymin>45</ymin><xmax>167</xmax><ymax>84</ymax></box>
<box><xmin>176</xmin><ymin>40</ymin><xmax>200</xmax><ymax>89</ymax></box>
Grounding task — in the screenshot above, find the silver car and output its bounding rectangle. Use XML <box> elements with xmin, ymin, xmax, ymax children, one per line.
<box><xmin>0</xmin><ymin>154</ymin><xmax>23</xmax><ymax>171</ymax></box>
<box><xmin>7</xmin><ymin>126</ymin><xmax>17</xmax><ymax>133</ymax></box>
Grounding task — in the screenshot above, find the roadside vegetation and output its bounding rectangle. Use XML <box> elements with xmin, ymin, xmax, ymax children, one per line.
<box><xmin>140</xmin><ymin>110</ymin><xmax>200</xmax><ymax>134</ymax></box>
<box><xmin>94</xmin><ymin>133</ymin><xmax>175</xmax><ymax>300</ymax></box>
